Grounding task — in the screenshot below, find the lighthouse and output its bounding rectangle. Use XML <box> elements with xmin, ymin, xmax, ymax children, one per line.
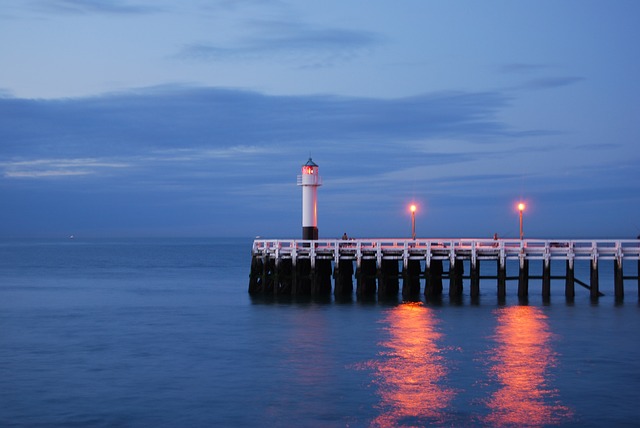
<box><xmin>297</xmin><ymin>158</ymin><xmax>322</xmax><ymax>240</ymax></box>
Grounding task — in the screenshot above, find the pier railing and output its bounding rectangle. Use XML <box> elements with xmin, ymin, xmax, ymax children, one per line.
<box><xmin>252</xmin><ymin>238</ymin><xmax>640</xmax><ymax>263</ymax></box>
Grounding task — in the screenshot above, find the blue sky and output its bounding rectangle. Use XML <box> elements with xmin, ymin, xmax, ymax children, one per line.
<box><xmin>1</xmin><ymin>0</ymin><xmax>639</xmax><ymax>239</ymax></box>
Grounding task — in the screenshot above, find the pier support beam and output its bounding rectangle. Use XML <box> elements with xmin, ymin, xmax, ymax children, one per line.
<box><xmin>470</xmin><ymin>259</ymin><xmax>480</xmax><ymax>299</ymax></box>
<box><xmin>262</xmin><ymin>256</ymin><xmax>275</xmax><ymax>295</ymax></box>
<box><xmin>497</xmin><ymin>259</ymin><xmax>506</xmax><ymax>300</ymax></box>
<box><xmin>425</xmin><ymin>260</ymin><xmax>443</xmax><ymax>298</ymax></box>
<box><xmin>449</xmin><ymin>259</ymin><xmax>464</xmax><ymax>298</ymax></box>
<box><xmin>565</xmin><ymin>259</ymin><xmax>575</xmax><ymax>300</ymax></box>
<box><xmin>518</xmin><ymin>258</ymin><xmax>529</xmax><ymax>299</ymax></box>
<box><xmin>291</xmin><ymin>258</ymin><xmax>297</xmax><ymax>295</ymax></box>
<box><xmin>248</xmin><ymin>255</ymin><xmax>263</xmax><ymax>295</ymax></box>
<box><xmin>333</xmin><ymin>259</ymin><xmax>354</xmax><ymax>297</ymax></box>
<box><xmin>293</xmin><ymin>258</ymin><xmax>312</xmax><ymax>296</ymax></box>
<box><xmin>378</xmin><ymin>259</ymin><xmax>400</xmax><ymax>298</ymax></box>
<box><xmin>312</xmin><ymin>258</ymin><xmax>332</xmax><ymax>296</ymax></box>
<box><xmin>614</xmin><ymin>259</ymin><xmax>624</xmax><ymax>300</ymax></box>
<box><xmin>590</xmin><ymin>259</ymin><xmax>600</xmax><ymax>299</ymax></box>
<box><xmin>542</xmin><ymin>259</ymin><xmax>551</xmax><ymax>300</ymax></box>
<box><xmin>402</xmin><ymin>259</ymin><xmax>422</xmax><ymax>298</ymax></box>
<box><xmin>356</xmin><ymin>259</ymin><xmax>377</xmax><ymax>298</ymax></box>
<box><xmin>275</xmin><ymin>258</ymin><xmax>293</xmax><ymax>295</ymax></box>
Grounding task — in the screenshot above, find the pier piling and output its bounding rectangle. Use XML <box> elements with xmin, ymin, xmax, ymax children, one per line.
<box><xmin>614</xmin><ymin>259</ymin><xmax>624</xmax><ymax>300</ymax></box>
<box><xmin>518</xmin><ymin>258</ymin><xmax>529</xmax><ymax>298</ymax></box>
<box><xmin>425</xmin><ymin>260</ymin><xmax>443</xmax><ymax>298</ymax></box>
<box><xmin>542</xmin><ymin>259</ymin><xmax>551</xmax><ymax>300</ymax></box>
<box><xmin>590</xmin><ymin>259</ymin><xmax>599</xmax><ymax>299</ymax></box>
<box><xmin>449</xmin><ymin>259</ymin><xmax>463</xmax><ymax>298</ymax></box>
<box><xmin>294</xmin><ymin>258</ymin><xmax>311</xmax><ymax>296</ymax></box>
<box><xmin>378</xmin><ymin>259</ymin><xmax>400</xmax><ymax>298</ymax></box>
<box><xmin>356</xmin><ymin>259</ymin><xmax>377</xmax><ymax>297</ymax></box>
<box><xmin>402</xmin><ymin>259</ymin><xmax>422</xmax><ymax>298</ymax></box>
<box><xmin>565</xmin><ymin>259</ymin><xmax>575</xmax><ymax>299</ymax></box>
<box><xmin>470</xmin><ymin>259</ymin><xmax>480</xmax><ymax>299</ymax></box>
<box><xmin>275</xmin><ymin>258</ymin><xmax>293</xmax><ymax>295</ymax></box>
<box><xmin>313</xmin><ymin>259</ymin><xmax>332</xmax><ymax>296</ymax></box>
<box><xmin>497</xmin><ymin>259</ymin><xmax>506</xmax><ymax>300</ymax></box>
<box><xmin>334</xmin><ymin>259</ymin><xmax>354</xmax><ymax>297</ymax></box>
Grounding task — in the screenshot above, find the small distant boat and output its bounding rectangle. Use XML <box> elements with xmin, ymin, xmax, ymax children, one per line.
<box><xmin>69</xmin><ymin>235</ymin><xmax>75</xmax><ymax>240</ymax></box>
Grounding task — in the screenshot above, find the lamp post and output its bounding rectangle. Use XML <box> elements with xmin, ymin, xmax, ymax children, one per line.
<box><xmin>518</xmin><ymin>202</ymin><xmax>525</xmax><ymax>240</ymax></box>
<box><xmin>410</xmin><ymin>204</ymin><xmax>417</xmax><ymax>240</ymax></box>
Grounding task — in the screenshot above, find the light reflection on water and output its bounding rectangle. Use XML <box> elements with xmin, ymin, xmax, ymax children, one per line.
<box><xmin>370</xmin><ymin>302</ymin><xmax>455</xmax><ymax>427</ymax></box>
<box><xmin>364</xmin><ymin>304</ymin><xmax>574</xmax><ymax>426</ymax></box>
<box><xmin>483</xmin><ymin>306</ymin><xmax>572</xmax><ymax>426</ymax></box>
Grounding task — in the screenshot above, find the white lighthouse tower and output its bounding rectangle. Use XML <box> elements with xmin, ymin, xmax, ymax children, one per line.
<box><xmin>297</xmin><ymin>158</ymin><xmax>322</xmax><ymax>240</ymax></box>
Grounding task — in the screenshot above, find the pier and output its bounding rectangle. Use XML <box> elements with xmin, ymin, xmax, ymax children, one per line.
<box><xmin>249</xmin><ymin>238</ymin><xmax>640</xmax><ymax>301</ymax></box>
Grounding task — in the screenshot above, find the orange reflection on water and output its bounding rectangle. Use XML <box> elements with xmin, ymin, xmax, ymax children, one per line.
<box><xmin>371</xmin><ymin>302</ymin><xmax>455</xmax><ymax>427</ymax></box>
<box><xmin>484</xmin><ymin>306</ymin><xmax>571</xmax><ymax>426</ymax></box>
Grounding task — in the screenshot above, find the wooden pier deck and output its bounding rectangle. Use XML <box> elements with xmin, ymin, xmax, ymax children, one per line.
<box><xmin>249</xmin><ymin>238</ymin><xmax>640</xmax><ymax>301</ymax></box>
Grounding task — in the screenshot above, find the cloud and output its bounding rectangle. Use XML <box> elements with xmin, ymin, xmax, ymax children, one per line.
<box><xmin>0</xmin><ymin>85</ymin><xmax>515</xmax><ymax>162</ymax></box>
<box><xmin>31</xmin><ymin>0</ymin><xmax>161</xmax><ymax>15</ymax></box>
<box><xmin>147</xmin><ymin>146</ymin><xmax>270</xmax><ymax>162</ymax></box>
<box><xmin>498</xmin><ymin>63</ymin><xmax>584</xmax><ymax>91</ymax></box>
<box><xmin>519</xmin><ymin>76</ymin><xmax>585</xmax><ymax>90</ymax></box>
<box><xmin>6</xmin><ymin>170</ymin><xmax>90</xmax><ymax>178</ymax></box>
<box><xmin>0</xmin><ymin>85</ymin><xmax>521</xmax><ymax>208</ymax></box>
<box><xmin>499</xmin><ymin>63</ymin><xmax>549</xmax><ymax>74</ymax></box>
<box><xmin>178</xmin><ymin>21</ymin><xmax>383</xmax><ymax>66</ymax></box>
<box><xmin>1</xmin><ymin>158</ymin><xmax>130</xmax><ymax>179</ymax></box>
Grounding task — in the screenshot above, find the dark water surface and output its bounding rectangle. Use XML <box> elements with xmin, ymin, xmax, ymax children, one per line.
<box><xmin>1</xmin><ymin>238</ymin><xmax>639</xmax><ymax>427</ymax></box>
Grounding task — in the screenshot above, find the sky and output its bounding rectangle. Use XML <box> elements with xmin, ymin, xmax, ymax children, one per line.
<box><xmin>1</xmin><ymin>0</ymin><xmax>639</xmax><ymax>239</ymax></box>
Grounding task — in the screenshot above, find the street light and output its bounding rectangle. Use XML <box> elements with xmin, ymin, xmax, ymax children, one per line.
<box><xmin>410</xmin><ymin>204</ymin><xmax>417</xmax><ymax>240</ymax></box>
<box><xmin>518</xmin><ymin>202</ymin><xmax>526</xmax><ymax>240</ymax></box>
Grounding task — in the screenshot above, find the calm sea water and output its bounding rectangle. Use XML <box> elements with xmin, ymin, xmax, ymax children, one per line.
<box><xmin>1</xmin><ymin>238</ymin><xmax>639</xmax><ymax>427</ymax></box>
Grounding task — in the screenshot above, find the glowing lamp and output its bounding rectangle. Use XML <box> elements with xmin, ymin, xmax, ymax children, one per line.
<box><xmin>517</xmin><ymin>202</ymin><xmax>526</xmax><ymax>240</ymax></box>
<box><xmin>409</xmin><ymin>204</ymin><xmax>417</xmax><ymax>240</ymax></box>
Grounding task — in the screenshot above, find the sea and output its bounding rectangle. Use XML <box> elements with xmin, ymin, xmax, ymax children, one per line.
<box><xmin>1</xmin><ymin>238</ymin><xmax>639</xmax><ymax>427</ymax></box>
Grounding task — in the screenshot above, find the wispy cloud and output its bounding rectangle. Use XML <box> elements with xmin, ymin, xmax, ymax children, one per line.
<box><xmin>146</xmin><ymin>146</ymin><xmax>272</xmax><ymax>162</ymax></box>
<box><xmin>31</xmin><ymin>0</ymin><xmax>161</xmax><ymax>15</ymax></box>
<box><xmin>519</xmin><ymin>76</ymin><xmax>584</xmax><ymax>90</ymax></box>
<box><xmin>5</xmin><ymin>170</ymin><xmax>91</xmax><ymax>178</ymax></box>
<box><xmin>196</xmin><ymin>0</ymin><xmax>288</xmax><ymax>13</ymax></box>
<box><xmin>1</xmin><ymin>158</ymin><xmax>130</xmax><ymax>179</ymax></box>
<box><xmin>499</xmin><ymin>63</ymin><xmax>584</xmax><ymax>91</ymax></box>
<box><xmin>178</xmin><ymin>20</ymin><xmax>383</xmax><ymax>66</ymax></box>
<box><xmin>499</xmin><ymin>63</ymin><xmax>549</xmax><ymax>74</ymax></box>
